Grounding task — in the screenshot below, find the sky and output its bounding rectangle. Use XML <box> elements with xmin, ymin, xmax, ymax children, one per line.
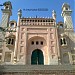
<box><xmin>0</xmin><ymin>0</ymin><xmax>75</xmax><ymax>30</ymax></box>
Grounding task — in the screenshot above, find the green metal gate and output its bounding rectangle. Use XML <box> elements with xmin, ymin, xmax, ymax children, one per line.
<box><xmin>31</xmin><ymin>49</ymin><xmax>44</xmax><ymax>65</ymax></box>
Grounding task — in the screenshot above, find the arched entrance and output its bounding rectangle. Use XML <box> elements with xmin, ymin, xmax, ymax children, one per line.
<box><xmin>31</xmin><ymin>49</ymin><xmax>44</xmax><ymax>65</ymax></box>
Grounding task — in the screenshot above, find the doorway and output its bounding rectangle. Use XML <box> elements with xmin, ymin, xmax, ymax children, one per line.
<box><xmin>31</xmin><ymin>49</ymin><xmax>44</xmax><ymax>65</ymax></box>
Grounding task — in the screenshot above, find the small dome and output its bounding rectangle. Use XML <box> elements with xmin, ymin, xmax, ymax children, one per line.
<box><xmin>52</xmin><ymin>10</ymin><xmax>56</xmax><ymax>14</ymax></box>
<box><xmin>62</xmin><ymin>3</ymin><xmax>70</xmax><ymax>8</ymax></box>
<box><xmin>3</xmin><ymin>1</ymin><xmax>12</xmax><ymax>9</ymax></box>
<box><xmin>18</xmin><ymin>9</ymin><xmax>22</xmax><ymax>13</ymax></box>
<box><xmin>3</xmin><ymin>1</ymin><xmax>11</xmax><ymax>5</ymax></box>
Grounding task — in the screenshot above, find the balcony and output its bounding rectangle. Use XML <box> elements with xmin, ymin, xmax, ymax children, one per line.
<box><xmin>5</xmin><ymin>35</ymin><xmax>15</xmax><ymax>48</ymax></box>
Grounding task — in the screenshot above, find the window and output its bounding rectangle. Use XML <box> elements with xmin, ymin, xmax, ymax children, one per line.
<box><xmin>51</xmin><ymin>20</ymin><xmax>53</xmax><ymax>22</ymax></box>
<box><xmin>6</xmin><ymin>6</ymin><xmax>8</xmax><ymax>9</ymax></box>
<box><xmin>66</xmin><ymin>8</ymin><xmax>68</xmax><ymax>10</ymax></box>
<box><xmin>7</xmin><ymin>38</ymin><xmax>14</xmax><ymax>45</ymax></box>
<box><xmin>30</xmin><ymin>20</ymin><xmax>32</xmax><ymax>22</ymax></box>
<box><xmin>48</xmin><ymin>20</ymin><xmax>50</xmax><ymax>22</ymax></box>
<box><xmin>8</xmin><ymin>38</ymin><xmax>11</xmax><ymax>44</ymax></box>
<box><xmin>11</xmin><ymin>39</ymin><xmax>14</xmax><ymax>45</ymax></box>
<box><xmin>63</xmin><ymin>38</ymin><xmax>66</xmax><ymax>44</ymax></box>
<box><xmin>32</xmin><ymin>20</ymin><xmax>34</xmax><ymax>22</ymax></box>
<box><xmin>35</xmin><ymin>20</ymin><xmax>37</xmax><ymax>22</ymax></box>
<box><xmin>27</xmin><ymin>20</ymin><xmax>29</xmax><ymax>22</ymax></box>
<box><xmin>40</xmin><ymin>20</ymin><xmax>42</xmax><ymax>22</ymax></box>
<box><xmin>43</xmin><ymin>20</ymin><xmax>45</xmax><ymax>22</ymax></box>
<box><xmin>21</xmin><ymin>19</ymin><xmax>24</xmax><ymax>22</ymax></box>
<box><xmin>60</xmin><ymin>39</ymin><xmax>63</xmax><ymax>45</ymax></box>
<box><xmin>11</xmin><ymin>23</ymin><xmax>14</xmax><ymax>27</ymax></box>
<box><xmin>60</xmin><ymin>24</ymin><xmax>63</xmax><ymax>28</ymax></box>
<box><xmin>46</xmin><ymin>20</ymin><xmax>47</xmax><ymax>22</ymax></box>
<box><xmin>60</xmin><ymin>38</ymin><xmax>67</xmax><ymax>46</ymax></box>
<box><xmin>36</xmin><ymin>41</ymin><xmax>39</xmax><ymax>45</ymax></box>
<box><xmin>31</xmin><ymin>41</ymin><xmax>34</xmax><ymax>45</ymax></box>
<box><xmin>41</xmin><ymin>41</ymin><xmax>43</xmax><ymax>45</ymax></box>
<box><xmin>24</xmin><ymin>20</ymin><xmax>26</xmax><ymax>22</ymax></box>
<box><xmin>60</xmin><ymin>25</ymin><xmax>63</xmax><ymax>28</ymax></box>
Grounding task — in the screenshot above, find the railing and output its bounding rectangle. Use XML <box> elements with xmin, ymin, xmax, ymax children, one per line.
<box><xmin>20</xmin><ymin>22</ymin><xmax>55</xmax><ymax>26</ymax></box>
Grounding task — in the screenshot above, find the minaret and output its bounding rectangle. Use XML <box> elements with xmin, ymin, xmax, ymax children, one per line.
<box><xmin>14</xmin><ymin>9</ymin><xmax>22</xmax><ymax>63</ymax></box>
<box><xmin>0</xmin><ymin>1</ymin><xmax>12</xmax><ymax>28</ymax></box>
<box><xmin>61</xmin><ymin>3</ymin><xmax>73</xmax><ymax>31</ymax></box>
<box><xmin>52</xmin><ymin>10</ymin><xmax>56</xmax><ymax>21</ymax></box>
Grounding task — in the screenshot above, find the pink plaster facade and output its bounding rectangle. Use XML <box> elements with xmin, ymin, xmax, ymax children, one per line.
<box><xmin>0</xmin><ymin>2</ymin><xmax>75</xmax><ymax>66</ymax></box>
<box><xmin>15</xmin><ymin>18</ymin><xmax>59</xmax><ymax>65</ymax></box>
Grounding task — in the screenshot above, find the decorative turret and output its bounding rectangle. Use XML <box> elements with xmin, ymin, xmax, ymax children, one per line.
<box><xmin>52</xmin><ymin>10</ymin><xmax>56</xmax><ymax>21</ymax></box>
<box><xmin>0</xmin><ymin>1</ymin><xmax>12</xmax><ymax>27</ymax></box>
<box><xmin>3</xmin><ymin>1</ymin><xmax>12</xmax><ymax>12</ymax></box>
<box><xmin>18</xmin><ymin>9</ymin><xmax>22</xmax><ymax>18</ymax></box>
<box><xmin>17</xmin><ymin>9</ymin><xmax>22</xmax><ymax>25</ymax></box>
<box><xmin>13</xmin><ymin>9</ymin><xmax>22</xmax><ymax>64</ymax></box>
<box><xmin>61</xmin><ymin>3</ymin><xmax>73</xmax><ymax>31</ymax></box>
